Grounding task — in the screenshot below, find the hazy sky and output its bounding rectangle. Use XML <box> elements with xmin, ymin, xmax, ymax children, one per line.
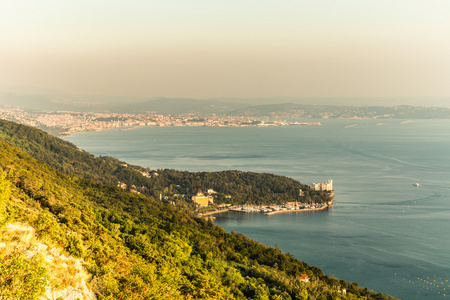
<box><xmin>1</xmin><ymin>0</ymin><xmax>450</xmax><ymax>101</ymax></box>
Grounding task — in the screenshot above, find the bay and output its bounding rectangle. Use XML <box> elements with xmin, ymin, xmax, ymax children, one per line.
<box><xmin>65</xmin><ymin>119</ymin><xmax>450</xmax><ymax>299</ymax></box>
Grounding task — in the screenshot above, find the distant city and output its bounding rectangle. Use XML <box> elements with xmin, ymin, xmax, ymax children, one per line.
<box><xmin>0</xmin><ymin>107</ymin><xmax>323</xmax><ymax>135</ymax></box>
<box><xmin>1</xmin><ymin>99</ymin><xmax>449</xmax><ymax>136</ymax></box>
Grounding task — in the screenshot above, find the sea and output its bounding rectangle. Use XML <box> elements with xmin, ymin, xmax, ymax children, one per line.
<box><xmin>64</xmin><ymin>119</ymin><xmax>450</xmax><ymax>300</ymax></box>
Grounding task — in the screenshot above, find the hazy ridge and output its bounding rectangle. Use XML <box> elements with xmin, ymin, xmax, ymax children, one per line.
<box><xmin>1</xmin><ymin>93</ymin><xmax>449</xmax><ymax>119</ymax></box>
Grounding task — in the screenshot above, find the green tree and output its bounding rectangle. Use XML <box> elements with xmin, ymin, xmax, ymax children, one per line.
<box><xmin>0</xmin><ymin>168</ymin><xmax>11</xmax><ymax>223</ymax></box>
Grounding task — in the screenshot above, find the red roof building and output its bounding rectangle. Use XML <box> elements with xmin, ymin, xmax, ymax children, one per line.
<box><xmin>299</xmin><ymin>274</ymin><xmax>310</xmax><ymax>282</ymax></box>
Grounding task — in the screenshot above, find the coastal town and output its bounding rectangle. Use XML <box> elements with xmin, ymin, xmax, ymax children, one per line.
<box><xmin>0</xmin><ymin>106</ymin><xmax>320</xmax><ymax>136</ymax></box>
<box><xmin>2</xmin><ymin>100</ymin><xmax>449</xmax><ymax>136</ymax></box>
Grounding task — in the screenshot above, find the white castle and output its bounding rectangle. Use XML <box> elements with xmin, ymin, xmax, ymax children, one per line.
<box><xmin>311</xmin><ymin>179</ymin><xmax>333</xmax><ymax>191</ymax></box>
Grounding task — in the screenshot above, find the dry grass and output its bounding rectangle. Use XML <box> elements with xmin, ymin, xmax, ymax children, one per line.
<box><xmin>0</xmin><ymin>223</ymin><xmax>96</xmax><ymax>300</ymax></box>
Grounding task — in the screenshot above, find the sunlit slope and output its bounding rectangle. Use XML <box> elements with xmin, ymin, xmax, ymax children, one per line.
<box><xmin>0</xmin><ymin>139</ymin><xmax>397</xmax><ymax>299</ymax></box>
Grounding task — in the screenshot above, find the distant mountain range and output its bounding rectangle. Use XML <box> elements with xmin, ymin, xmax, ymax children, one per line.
<box><xmin>0</xmin><ymin>93</ymin><xmax>247</xmax><ymax>113</ymax></box>
<box><xmin>115</xmin><ymin>98</ymin><xmax>248</xmax><ymax>115</ymax></box>
<box><xmin>1</xmin><ymin>92</ymin><xmax>449</xmax><ymax>119</ymax></box>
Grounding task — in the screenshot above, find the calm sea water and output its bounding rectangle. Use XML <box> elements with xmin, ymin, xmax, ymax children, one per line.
<box><xmin>65</xmin><ymin>119</ymin><xmax>450</xmax><ymax>299</ymax></box>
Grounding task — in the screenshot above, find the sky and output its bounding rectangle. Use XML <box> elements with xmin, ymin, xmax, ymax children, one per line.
<box><xmin>1</xmin><ymin>0</ymin><xmax>450</xmax><ymax>104</ymax></box>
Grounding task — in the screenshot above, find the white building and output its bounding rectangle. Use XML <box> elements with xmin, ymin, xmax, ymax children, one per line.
<box><xmin>311</xmin><ymin>179</ymin><xmax>333</xmax><ymax>191</ymax></box>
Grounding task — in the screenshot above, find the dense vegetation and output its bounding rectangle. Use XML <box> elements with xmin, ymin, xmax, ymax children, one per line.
<box><xmin>0</xmin><ymin>120</ymin><xmax>398</xmax><ymax>299</ymax></box>
<box><xmin>0</xmin><ymin>119</ymin><xmax>330</xmax><ymax>205</ymax></box>
<box><xmin>149</xmin><ymin>169</ymin><xmax>331</xmax><ymax>205</ymax></box>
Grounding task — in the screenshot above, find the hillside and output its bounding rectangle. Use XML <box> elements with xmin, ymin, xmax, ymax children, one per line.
<box><xmin>0</xmin><ymin>138</ymin><xmax>398</xmax><ymax>299</ymax></box>
<box><xmin>0</xmin><ymin>120</ymin><xmax>399</xmax><ymax>299</ymax></box>
<box><xmin>0</xmin><ymin>119</ymin><xmax>330</xmax><ymax>206</ymax></box>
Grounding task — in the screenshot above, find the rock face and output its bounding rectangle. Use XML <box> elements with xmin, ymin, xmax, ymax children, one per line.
<box><xmin>44</xmin><ymin>282</ymin><xmax>97</xmax><ymax>300</ymax></box>
<box><xmin>40</xmin><ymin>248</ymin><xmax>97</xmax><ymax>300</ymax></box>
<box><xmin>0</xmin><ymin>223</ymin><xmax>97</xmax><ymax>300</ymax></box>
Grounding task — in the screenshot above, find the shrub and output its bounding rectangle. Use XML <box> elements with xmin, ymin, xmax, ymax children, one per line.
<box><xmin>0</xmin><ymin>250</ymin><xmax>48</xmax><ymax>300</ymax></box>
<box><xmin>0</xmin><ymin>168</ymin><xmax>11</xmax><ymax>223</ymax></box>
<box><xmin>64</xmin><ymin>231</ymin><xmax>86</xmax><ymax>258</ymax></box>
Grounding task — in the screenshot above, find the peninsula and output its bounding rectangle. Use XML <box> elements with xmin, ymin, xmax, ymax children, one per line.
<box><xmin>195</xmin><ymin>180</ymin><xmax>334</xmax><ymax>217</ymax></box>
<box><xmin>0</xmin><ymin>119</ymin><xmax>397</xmax><ymax>300</ymax></box>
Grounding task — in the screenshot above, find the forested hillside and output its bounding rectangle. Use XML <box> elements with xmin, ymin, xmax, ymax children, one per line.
<box><xmin>0</xmin><ymin>140</ymin><xmax>397</xmax><ymax>299</ymax></box>
<box><xmin>149</xmin><ymin>169</ymin><xmax>331</xmax><ymax>205</ymax></box>
<box><xmin>0</xmin><ymin>119</ymin><xmax>330</xmax><ymax>205</ymax></box>
<box><xmin>0</xmin><ymin>120</ymin><xmax>398</xmax><ymax>299</ymax></box>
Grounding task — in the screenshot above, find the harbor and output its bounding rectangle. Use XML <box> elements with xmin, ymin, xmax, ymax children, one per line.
<box><xmin>229</xmin><ymin>201</ymin><xmax>332</xmax><ymax>215</ymax></box>
<box><xmin>197</xmin><ymin>200</ymin><xmax>333</xmax><ymax>218</ymax></box>
<box><xmin>196</xmin><ymin>180</ymin><xmax>334</xmax><ymax>218</ymax></box>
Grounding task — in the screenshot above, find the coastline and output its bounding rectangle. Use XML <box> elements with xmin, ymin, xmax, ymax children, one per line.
<box><xmin>60</xmin><ymin>119</ymin><xmax>450</xmax><ymax>300</ymax></box>
<box><xmin>197</xmin><ymin>209</ymin><xmax>230</xmax><ymax>217</ymax></box>
<box><xmin>265</xmin><ymin>202</ymin><xmax>332</xmax><ymax>216</ymax></box>
<box><xmin>196</xmin><ymin>200</ymin><xmax>333</xmax><ymax>218</ymax></box>
<box><xmin>60</xmin><ymin>122</ymin><xmax>322</xmax><ymax>137</ymax></box>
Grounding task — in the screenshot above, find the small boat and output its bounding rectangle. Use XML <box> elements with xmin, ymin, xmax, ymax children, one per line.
<box><xmin>413</xmin><ymin>182</ymin><xmax>420</xmax><ymax>187</ymax></box>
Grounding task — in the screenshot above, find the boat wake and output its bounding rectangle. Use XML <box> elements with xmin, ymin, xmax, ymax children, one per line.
<box><xmin>377</xmin><ymin>192</ymin><xmax>441</xmax><ymax>206</ymax></box>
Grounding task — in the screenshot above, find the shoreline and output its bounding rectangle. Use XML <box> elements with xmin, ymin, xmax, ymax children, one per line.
<box><xmin>60</xmin><ymin>122</ymin><xmax>322</xmax><ymax>137</ymax></box>
<box><xmin>197</xmin><ymin>209</ymin><xmax>230</xmax><ymax>217</ymax></box>
<box><xmin>197</xmin><ymin>201</ymin><xmax>333</xmax><ymax>218</ymax></box>
<box><xmin>265</xmin><ymin>202</ymin><xmax>332</xmax><ymax>216</ymax></box>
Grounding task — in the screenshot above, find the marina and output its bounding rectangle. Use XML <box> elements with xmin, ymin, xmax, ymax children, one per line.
<box><xmin>197</xmin><ymin>200</ymin><xmax>332</xmax><ymax>218</ymax></box>
<box><xmin>229</xmin><ymin>202</ymin><xmax>331</xmax><ymax>215</ymax></box>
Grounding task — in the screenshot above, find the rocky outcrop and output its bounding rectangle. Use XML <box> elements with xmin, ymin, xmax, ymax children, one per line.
<box><xmin>0</xmin><ymin>223</ymin><xmax>96</xmax><ymax>300</ymax></box>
